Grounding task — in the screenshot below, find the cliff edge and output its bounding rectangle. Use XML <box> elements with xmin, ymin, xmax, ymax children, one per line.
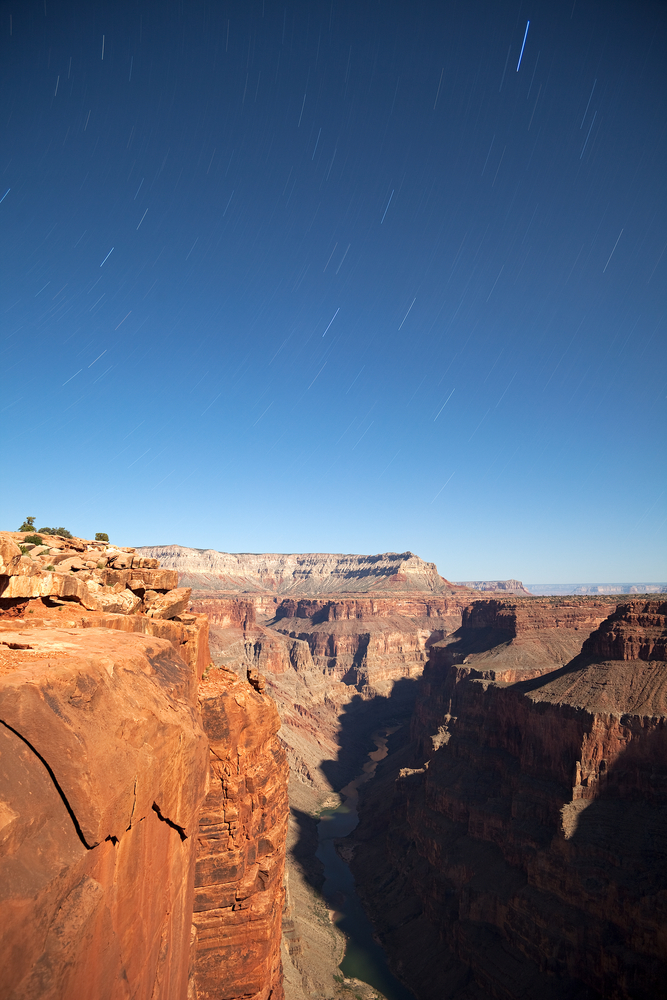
<box><xmin>0</xmin><ymin>531</ymin><xmax>288</xmax><ymax>1000</ymax></box>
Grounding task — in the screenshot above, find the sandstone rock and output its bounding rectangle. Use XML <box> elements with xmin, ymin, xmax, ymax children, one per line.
<box><xmin>194</xmin><ymin>667</ymin><xmax>288</xmax><ymax>1000</ymax></box>
<box><xmin>147</xmin><ymin>587</ymin><xmax>192</xmax><ymax>621</ymax></box>
<box><xmin>95</xmin><ymin>588</ymin><xmax>142</xmax><ymax>615</ymax></box>
<box><xmin>132</xmin><ymin>555</ymin><xmax>159</xmax><ymax>569</ymax></box>
<box><xmin>0</xmin><ymin>536</ymin><xmax>21</xmax><ymax>575</ymax></box>
<box><xmin>56</xmin><ymin>556</ymin><xmax>86</xmax><ymax>572</ymax></box>
<box><xmin>107</xmin><ymin>551</ymin><xmax>133</xmax><ymax>569</ymax></box>
<box><xmin>0</xmin><ymin>570</ymin><xmax>99</xmax><ymax>610</ymax></box>
<box><xmin>0</xmin><ymin>624</ymin><xmax>208</xmax><ymax>1000</ymax></box>
<box><xmin>103</xmin><ymin>567</ymin><xmax>178</xmax><ymax>592</ymax></box>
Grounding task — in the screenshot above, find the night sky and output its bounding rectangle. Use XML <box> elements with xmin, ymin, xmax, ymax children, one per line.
<box><xmin>2</xmin><ymin>0</ymin><xmax>665</xmax><ymax>582</ymax></box>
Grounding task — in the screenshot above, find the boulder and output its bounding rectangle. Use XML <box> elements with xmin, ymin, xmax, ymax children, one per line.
<box><xmin>132</xmin><ymin>556</ymin><xmax>159</xmax><ymax>569</ymax></box>
<box><xmin>0</xmin><ymin>572</ymin><xmax>99</xmax><ymax>610</ymax></box>
<box><xmin>95</xmin><ymin>589</ymin><xmax>142</xmax><ymax>615</ymax></box>
<box><xmin>57</xmin><ymin>556</ymin><xmax>86</xmax><ymax>573</ymax></box>
<box><xmin>103</xmin><ymin>567</ymin><xmax>178</xmax><ymax>592</ymax></box>
<box><xmin>146</xmin><ymin>588</ymin><xmax>192</xmax><ymax>621</ymax></box>
<box><xmin>0</xmin><ymin>537</ymin><xmax>21</xmax><ymax>575</ymax></box>
<box><xmin>108</xmin><ymin>552</ymin><xmax>133</xmax><ymax>570</ymax></box>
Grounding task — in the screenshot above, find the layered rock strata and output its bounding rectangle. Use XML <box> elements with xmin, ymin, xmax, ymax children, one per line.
<box><xmin>0</xmin><ymin>533</ymin><xmax>290</xmax><ymax>1000</ymax></box>
<box><xmin>138</xmin><ymin>546</ymin><xmax>466</xmax><ymax>597</ymax></box>
<box><xmin>350</xmin><ymin>598</ymin><xmax>667</xmax><ymax>1000</ymax></box>
<box><xmin>194</xmin><ymin>667</ymin><xmax>288</xmax><ymax>1000</ymax></box>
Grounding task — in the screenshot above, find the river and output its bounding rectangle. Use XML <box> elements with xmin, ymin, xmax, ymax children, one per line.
<box><xmin>316</xmin><ymin>728</ymin><xmax>415</xmax><ymax>1000</ymax></box>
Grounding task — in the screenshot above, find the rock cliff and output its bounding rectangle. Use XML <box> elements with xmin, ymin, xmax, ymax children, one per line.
<box><xmin>0</xmin><ymin>531</ymin><xmax>289</xmax><ymax>1000</ymax></box>
<box><xmin>349</xmin><ymin>597</ymin><xmax>667</xmax><ymax>999</ymax></box>
<box><xmin>194</xmin><ymin>666</ymin><xmax>288</xmax><ymax>1000</ymax></box>
<box><xmin>137</xmin><ymin>546</ymin><xmax>463</xmax><ymax>597</ymax></box>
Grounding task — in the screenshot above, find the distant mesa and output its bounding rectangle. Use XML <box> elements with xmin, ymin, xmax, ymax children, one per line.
<box><xmin>454</xmin><ymin>578</ymin><xmax>532</xmax><ymax>595</ymax></box>
<box><xmin>135</xmin><ymin>545</ymin><xmax>472</xmax><ymax>597</ymax></box>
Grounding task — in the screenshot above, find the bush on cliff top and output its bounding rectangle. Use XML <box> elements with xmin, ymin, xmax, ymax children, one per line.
<box><xmin>38</xmin><ymin>526</ymin><xmax>73</xmax><ymax>539</ymax></box>
<box><xmin>23</xmin><ymin>535</ymin><xmax>44</xmax><ymax>546</ymax></box>
<box><xmin>18</xmin><ymin>517</ymin><xmax>36</xmax><ymax>531</ymax></box>
<box><xmin>95</xmin><ymin>532</ymin><xmax>109</xmax><ymax>542</ymax></box>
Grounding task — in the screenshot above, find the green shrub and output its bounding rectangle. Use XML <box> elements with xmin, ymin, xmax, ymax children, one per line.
<box><xmin>19</xmin><ymin>517</ymin><xmax>36</xmax><ymax>531</ymax></box>
<box><xmin>23</xmin><ymin>534</ymin><xmax>43</xmax><ymax>546</ymax></box>
<box><xmin>95</xmin><ymin>532</ymin><xmax>109</xmax><ymax>542</ymax></box>
<box><xmin>38</xmin><ymin>526</ymin><xmax>73</xmax><ymax>539</ymax></box>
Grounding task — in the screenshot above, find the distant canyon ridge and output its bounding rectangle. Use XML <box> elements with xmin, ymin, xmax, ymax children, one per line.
<box><xmin>136</xmin><ymin>545</ymin><xmax>531</xmax><ymax>597</ymax></box>
<box><xmin>136</xmin><ymin>545</ymin><xmax>665</xmax><ymax>598</ymax></box>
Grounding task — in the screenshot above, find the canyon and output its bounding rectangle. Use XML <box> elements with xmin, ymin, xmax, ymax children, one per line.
<box><xmin>2</xmin><ymin>533</ymin><xmax>665</xmax><ymax>1000</ymax></box>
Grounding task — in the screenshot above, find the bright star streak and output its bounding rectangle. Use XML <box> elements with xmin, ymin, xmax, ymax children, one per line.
<box><xmin>516</xmin><ymin>21</ymin><xmax>530</xmax><ymax>71</ymax></box>
<box><xmin>100</xmin><ymin>247</ymin><xmax>114</xmax><ymax>266</ymax></box>
<box><xmin>381</xmin><ymin>190</ymin><xmax>394</xmax><ymax>223</ymax></box>
<box><xmin>321</xmin><ymin>307</ymin><xmax>340</xmax><ymax>337</ymax></box>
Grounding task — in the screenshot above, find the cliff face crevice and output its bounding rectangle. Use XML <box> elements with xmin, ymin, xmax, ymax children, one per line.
<box><xmin>350</xmin><ymin>598</ymin><xmax>667</xmax><ymax>1000</ymax></box>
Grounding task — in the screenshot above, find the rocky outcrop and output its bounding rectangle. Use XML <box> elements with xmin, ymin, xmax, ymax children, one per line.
<box><xmin>0</xmin><ymin>533</ymin><xmax>180</xmax><ymax>617</ymax></box>
<box><xmin>0</xmin><ymin>533</ymin><xmax>291</xmax><ymax>1000</ymax></box>
<box><xmin>137</xmin><ymin>546</ymin><xmax>465</xmax><ymax>596</ymax></box>
<box><xmin>350</xmin><ymin>598</ymin><xmax>667</xmax><ymax>1000</ymax></box>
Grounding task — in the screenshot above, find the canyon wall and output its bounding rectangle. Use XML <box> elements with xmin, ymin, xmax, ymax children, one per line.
<box><xmin>350</xmin><ymin>598</ymin><xmax>667</xmax><ymax>1000</ymax></box>
<box><xmin>0</xmin><ymin>533</ymin><xmax>289</xmax><ymax>1000</ymax></box>
<box><xmin>0</xmin><ymin>619</ymin><xmax>208</xmax><ymax>1000</ymax></box>
<box><xmin>194</xmin><ymin>666</ymin><xmax>288</xmax><ymax>1000</ymax></box>
<box><xmin>137</xmin><ymin>546</ymin><xmax>464</xmax><ymax>596</ymax></box>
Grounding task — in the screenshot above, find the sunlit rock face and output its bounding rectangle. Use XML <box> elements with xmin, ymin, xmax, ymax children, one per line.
<box><xmin>0</xmin><ymin>625</ymin><xmax>209</xmax><ymax>1000</ymax></box>
<box><xmin>0</xmin><ymin>531</ymin><xmax>291</xmax><ymax>1000</ymax></box>
<box><xmin>349</xmin><ymin>598</ymin><xmax>667</xmax><ymax>1000</ymax></box>
<box><xmin>136</xmin><ymin>545</ymin><xmax>466</xmax><ymax>596</ymax></box>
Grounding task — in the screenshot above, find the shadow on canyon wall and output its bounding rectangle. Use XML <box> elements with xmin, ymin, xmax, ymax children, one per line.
<box><xmin>288</xmin><ymin>676</ymin><xmax>419</xmax><ymax>894</ymax></box>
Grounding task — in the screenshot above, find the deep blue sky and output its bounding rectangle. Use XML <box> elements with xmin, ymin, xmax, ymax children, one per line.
<box><xmin>2</xmin><ymin>0</ymin><xmax>665</xmax><ymax>582</ymax></box>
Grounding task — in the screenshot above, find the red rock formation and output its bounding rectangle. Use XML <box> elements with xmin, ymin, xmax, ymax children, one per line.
<box><xmin>194</xmin><ymin>666</ymin><xmax>288</xmax><ymax>1000</ymax></box>
<box><xmin>0</xmin><ymin>534</ymin><xmax>291</xmax><ymax>1000</ymax></box>
<box><xmin>350</xmin><ymin>598</ymin><xmax>667</xmax><ymax>1000</ymax></box>
<box><xmin>0</xmin><ymin>624</ymin><xmax>208</xmax><ymax>1000</ymax></box>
